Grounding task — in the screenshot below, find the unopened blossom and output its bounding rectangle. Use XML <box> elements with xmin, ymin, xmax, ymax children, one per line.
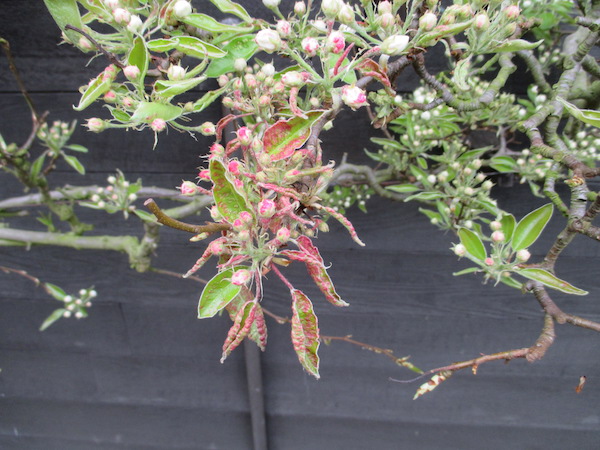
<box><xmin>228</xmin><ymin>160</ymin><xmax>241</xmax><ymax>176</ymax></box>
<box><xmin>338</xmin><ymin>4</ymin><xmax>355</xmax><ymax>24</ymax></box>
<box><xmin>258</xmin><ymin>199</ymin><xmax>277</xmax><ymax>218</ymax></box>
<box><xmin>104</xmin><ymin>0</ymin><xmax>119</xmax><ymax>9</ymax></box>
<box><xmin>294</xmin><ymin>1</ymin><xmax>306</xmax><ymax>15</ymax></box>
<box><xmin>150</xmin><ymin>118</ymin><xmax>166</xmax><ymax>132</ymax></box>
<box><xmin>301</xmin><ymin>37</ymin><xmax>319</xmax><ymax>57</ymax></box>
<box><xmin>453</xmin><ymin>244</ymin><xmax>466</xmax><ymax>257</ymax></box>
<box><xmin>78</xmin><ymin>37</ymin><xmax>92</xmax><ymax>50</ymax></box>
<box><xmin>113</xmin><ymin>7</ymin><xmax>130</xmax><ymax>24</ymax></box>
<box><xmin>172</xmin><ymin>0</ymin><xmax>192</xmax><ymax>18</ymax></box>
<box><xmin>379</xmin><ymin>12</ymin><xmax>395</xmax><ymax>29</ymax></box>
<box><xmin>321</xmin><ymin>0</ymin><xmax>342</xmax><ymax>18</ymax></box>
<box><xmin>86</xmin><ymin>118</ymin><xmax>105</xmax><ymax>133</ymax></box>
<box><xmin>198</xmin><ymin>169</ymin><xmax>210</xmax><ymax>180</ymax></box>
<box><xmin>491</xmin><ymin>231</ymin><xmax>505</xmax><ymax>242</ymax></box>
<box><xmin>231</xmin><ymin>269</ymin><xmax>252</xmax><ymax>286</ymax></box>
<box><xmin>282</xmin><ymin>71</ymin><xmax>305</xmax><ymax>87</ymax></box>
<box><xmin>504</xmin><ymin>5</ymin><xmax>520</xmax><ymax>19</ymax></box>
<box><xmin>484</xmin><ymin>257</ymin><xmax>494</xmax><ymax>266</ymax></box>
<box><xmin>474</xmin><ymin>13</ymin><xmax>489</xmax><ymax>30</ymax></box>
<box><xmin>123</xmin><ymin>65</ymin><xmax>140</xmax><ymax>80</ymax></box>
<box><xmin>378</xmin><ymin>0</ymin><xmax>392</xmax><ymax>14</ymax></box>
<box><xmin>419</xmin><ymin>11</ymin><xmax>437</xmax><ymax>30</ymax></box>
<box><xmin>127</xmin><ymin>14</ymin><xmax>143</xmax><ymax>33</ymax></box>
<box><xmin>276</xmin><ymin>20</ymin><xmax>292</xmax><ymax>37</ymax></box>
<box><xmin>261</xmin><ymin>63</ymin><xmax>275</xmax><ymax>77</ymax></box>
<box><xmin>103</xmin><ymin>90</ymin><xmax>117</xmax><ymax>102</ymax></box>
<box><xmin>516</xmin><ymin>249</ymin><xmax>531</xmax><ymax>262</ymax></box>
<box><xmin>179</xmin><ymin>181</ymin><xmax>198</xmax><ymax>196</ymax></box>
<box><xmin>276</xmin><ymin>227</ymin><xmax>291</xmax><ymax>244</ymax></box>
<box><xmin>237</xmin><ymin>127</ymin><xmax>252</xmax><ymax>146</ymax></box>
<box><xmin>167</xmin><ymin>64</ymin><xmax>186</xmax><ymax>81</ymax></box>
<box><xmin>255</xmin><ymin>29</ymin><xmax>282</xmax><ymax>54</ymax></box>
<box><xmin>263</xmin><ymin>0</ymin><xmax>280</xmax><ymax>8</ymax></box>
<box><xmin>341</xmin><ymin>85</ymin><xmax>368</xmax><ymax>110</ymax></box>
<box><xmin>381</xmin><ymin>34</ymin><xmax>410</xmax><ymax>56</ymax></box>
<box><xmin>199</xmin><ymin>121</ymin><xmax>216</xmax><ymax>136</ymax></box>
<box><xmin>328</xmin><ymin>31</ymin><xmax>345</xmax><ymax>54</ymax></box>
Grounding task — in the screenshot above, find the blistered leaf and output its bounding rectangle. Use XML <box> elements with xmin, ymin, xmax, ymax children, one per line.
<box><xmin>205</xmin><ymin>35</ymin><xmax>258</xmax><ymax>77</ymax></box>
<box><xmin>490</xmin><ymin>39</ymin><xmax>543</xmax><ymax>53</ymax></box>
<box><xmin>413</xmin><ymin>371</ymin><xmax>453</xmax><ymax>400</ymax></box>
<box><xmin>221</xmin><ymin>301</ymin><xmax>256</xmax><ymax>363</ymax></box>
<box><xmin>515</xmin><ymin>268</ymin><xmax>588</xmax><ymax>295</ymax></box>
<box><xmin>210</xmin><ymin>159</ymin><xmax>250</xmax><ymax>223</ymax></box>
<box><xmin>182</xmin><ymin>13</ymin><xmax>255</xmax><ymax>33</ymax></box>
<box><xmin>174</xmin><ymin>36</ymin><xmax>227</xmax><ymax>59</ymax></box>
<box><xmin>43</xmin><ymin>0</ymin><xmax>83</xmax><ymax>44</ymax></box>
<box><xmin>512</xmin><ymin>204</ymin><xmax>553</xmax><ymax>251</ymax></box>
<box><xmin>40</xmin><ymin>308</ymin><xmax>67</xmax><ymax>331</ymax></box>
<box><xmin>198</xmin><ymin>268</ymin><xmax>245</xmax><ymax>318</ymax></box>
<box><xmin>558</xmin><ymin>97</ymin><xmax>600</xmax><ymax>129</ymax></box>
<box><xmin>63</xmin><ymin>154</ymin><xmax>85</xmax><ymax>175</ymax></box>
<box><xmin>74</xmin><ymin>75</ymin><xmax>112</xmax><ymax>111</ymax></box>
<box><xmin>130</xmin><ymin>102</ymin><xmax>183</xmax><ymax>122</ymax></box>
<box><xmin>458</xmin><ymin>228</ymin><xmax>486</xmax><ymax>260</ymax></box>
<box><xmin>209</xmin><ymin>0</ymin><xmax>252</xmax><ymax>22</ymax></box>
<box><xmin>263</xmin><ymin>111</ymin><xmax>323</xmax><ymax>160</ymax></box>
<box><xmin>291</xmin><ymin>289</ymin><xmax>320</xmax><ymax>379</ymax></box>
<box><xmin>154</xmin><ymin>76</ymin><xmax>206</xmax><ymax>98</ymax></box>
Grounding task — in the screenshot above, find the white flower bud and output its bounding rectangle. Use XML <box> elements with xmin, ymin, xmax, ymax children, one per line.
<box><xmin>167</xmin><ymin>64</ymin><xmax>186</xmax><ymax>81</ymax></box>
<box><xmin>255</xmin><ymin>29</ymin><xmax>282</xmax><ymax>54</ymax></box>
<box><xmin>172</xmin><ymin>0</ymin><xmax>192</xmax><ymax>18</ymax></box>
<box><xmin>381</xmin><ymin>35</ymin><xmax>410</xmax><ymax>56</ymax></box>
<box><xmin>263</xmin><ymin>0</ymin><xmax>281</xmax><ymax>8</ymax></box>
<box><xmin>127</xmin><ymin>14</ymin><xmax>143</xmax><ymax>33</ymax></box>
<box><xmin>516</xmin><ymin>249</ymin><xmax>531</xmax><ymax>262</ymax></box>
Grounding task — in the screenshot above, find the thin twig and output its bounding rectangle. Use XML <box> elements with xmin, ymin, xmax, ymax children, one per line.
<box><xmin>144</xmin><ymin>198</ymin><xmax>231</xmax><ymax>234</ymax></box>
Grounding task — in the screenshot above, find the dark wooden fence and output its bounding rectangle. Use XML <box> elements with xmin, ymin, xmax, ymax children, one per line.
<box><xmin>1</xmin><ymin>2</ymin><xmax>599</xmax><ymax>449</ymax></box>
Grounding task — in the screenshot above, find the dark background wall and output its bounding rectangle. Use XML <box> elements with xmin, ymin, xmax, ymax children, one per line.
<box><xmin>1</xmin><ymin>1</ymin><xmax>600</xmax><ymax>449</ymax></box>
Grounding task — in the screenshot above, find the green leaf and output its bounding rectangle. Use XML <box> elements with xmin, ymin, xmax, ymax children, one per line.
<box><xmin>63</xmin><ymin>154</ymin><xmax>85</xmax><ymax>174</ymax></box>
<box><xmin>209</xmin><ymin>0</ymin><xmax>252</xmax><ymax>22</ymax></box>
<box><xmin>405</xmin><ymin>191</ymin><xmax>444</xmax><ymax>202</ymax></box>
<box><xmin>65</xmin><ymin>144</ymin><xmax>88</xmax><ymax>153</ymax></box>
<box><xmin>263</xmin><ymin>111</ymin><xmax>323</xmax><ymax>160</ymax></box>
<box><xmin>182</xmin><ymin>13</ymin><xmax>255</xmax><ymax>33</ymax></box>
<box><xmin>74</xmin><ymin>74</ymin><xmax>112</xmax><ymax>111</ymax></box>
<box><xmin>193</xmin><ymin>86</ymin><xmax>227</xmax><ymax>112</ymax></box>
<box><xmin>453</xmin><ymin>267</ymin><xmax>480</xmax><ymax>276</ymax></box>
<box><xmin>45</xmin><ymin>283</ymin><xmax>66</xmax><ymax>301</ymax></box>
<box><xmin>43</xmin><ymin>0</ymin><xmax>83</xmax><ymax>44</ymax></box>
<box><xmin>154</xmin><ymin>76</ymin><xmax>206</xmax><ymax>98</ymax></box>
<box><xmin>490</xmin><ymin>39</ymin><xmax>543</xmax><ymax>53</ymax></box>
<box><xmin>558</xmin><ymin>97</ymin><xmax>600</xmax><ymax>129</ymax></box>
<box><xmin>30</xmin><ymin>153</ymin><xmax>47</xmax><ymax>179</ymax></box>
<box><xmin>512</xmin><ymin>203</ymin><xmax>553</xmax><ymax>251</ymax></box>
<box><xmin>205</xmin><ymin>35</ymin><xmax>257</xmax><ymax>77</ymax></box>
<box><xmin>210</xmin><ymin>159</ymin><xmax>250</xmax><ymax>222</ymax></box>
<box><xmin>500</xmin><ymin>275</ymin><xmax>524</xmax><ymax>289</ymax></box>
<box><xmin>40</xmin><ymin>308</ymin><xmax>67</xmax><ymax>331</ymax></box>
<box><xmin>515</xmin><ymin>268</ymin><xmax>588</xmax><ymax>295</ymax></box>
<box><xmin>173</xmin><ymin>36</ymin><xmax>227</xmax><ymax>59</ymax></box>
<box><xmin>110</xmin><ymin>108</ymin><xmax>131</xmax><ymax>122</ymax></box>
<box><xmin>452</xmin><ymin>57</ymin><xmax>471</xmax><ymax>91</ymax></box>
<box><xmin>458</xmin><ymin>228</ymin><xmax>486</xmax><ymax>260</ymax></box>
<box><xmin>130</xmin><ymin>102</ymin><xmax>183</xmax><ymax>122</ymax></box>
<box><xmin>386</xmin><ymin>184</ymin><xmax>420</xmax><ymax>193</ymax></box>
<box><xmin>489</xmin><ymin>156</ymin><xmax>517</xmax><ymax>173</ymax></box>
<box><xmin>132</xmin><ymin>209</ymin><xmax>157</xmax><ymax>222</ymax></box>
<box><xmin>198</xmin><ymin>268</ymin><xmax>245</xmax><ymax>318</ymax></box>
<box><xmin>500</xmin><ymin>214</ymin><xmax>516</xmax><ymax>242</ymax></box>
<box><xmin>128</xmin><ymin>36</ymin><xmax>148</xmax><ymax>81</ymax></box>
<box><xmin>146</xmin><ymin>38</ymin><xmax>177</xmax><ymax>52</ymax></box>
<box><xmin>290</xmin><ymin>289</ymin><xmax>320</xmax><ymax>379</ymax></box>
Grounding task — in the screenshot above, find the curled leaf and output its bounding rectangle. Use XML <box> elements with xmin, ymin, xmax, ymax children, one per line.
<box><xmin>291</xmin><ymin>289</ymin><xmax>320</xmax><ymax>378</ymax></box>
<box><xmin>413</xmin><ymin>371</ymin><xmax>453</xmax><ymax>400</ymax></box>
<box><xmin>221</xmin><ymin>301</ymin><xmax>257</xmax><ymax>363</ymax></box>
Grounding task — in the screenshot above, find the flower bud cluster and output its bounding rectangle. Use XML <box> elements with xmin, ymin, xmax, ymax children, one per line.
<box><xmin>85</xmin><ymin>171</ymin><xmax>139</xmax><ymax>218</ymax></box>
<box><xmin>60</xmin><ymin>287</ymin><xmax>97</xmax><ymax>319</ymax></box>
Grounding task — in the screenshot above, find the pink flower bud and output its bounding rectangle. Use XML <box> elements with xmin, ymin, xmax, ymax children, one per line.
<box><xmin>102</xmin><ymin>64</ymin><xmax>118</xmax><ymax>82</ymax></box>
<box><xmin>504</xmin><ymin>5</ymin><xmax>520</xmax><ymax>19</ymax></box>
<box><xmin>301</xmin><ymin>37</ymin><xmax>319</xmax><ymax>57</ymax></box>
<box><xmin>103</xmin><ymin>90</ymin><xmax>117</xmax><ymax>102</ymax></box>
<box><xmin>209</xmin><ymin>239</ymin><xmax>226</xmax><ymax>255</ymax></box>
<box><xmin>516</xmin><ymin>249</ymin><xmax>531</xmax><ymax>262</ymax></box>
<box><xmin>276</xmin><ymin>20</ymin><xmax>292</xmax><ymax>38</ymax></box>
<box><xmin>276</xmin><ymin>227</ymin><xmax>291</xmax><ymax>244</ymax></box>
<box><xmin>341</xmin><ymin>84</ymin><xmax>368</xmax><ymax>110</ymax></box>
<box><xmin>237</xmin><ymin>127</ymin><xmax>252</xmax><ymax>146</ymax></box>
<box><xmin>122</xmin><ymin>97</ymin><xmax>134</xmax><ymax>108</ymax></box>
<box><xmin>294</xmin><ymin>1</ymin><xmax>306</xmax><ymax>16</ymax></box>
<box><xmin>327</xmin><ymin>31</ymin><xmax>345</xmax><ymax>54</ymax></box>
<box><xmin>490</xmin><ymin>221</ymin><xmax>502</xmax><ymax>231</ymax></box>
<box><xmin>258</xmin><ymin>198</ymin><xmax>277</xmax><ymax>218</ymax></box>
<box><xmin>123</xmin><ymin>65</ymin><xmax>140</xmax><ymax>80</ymax></box>
<box><xmin>86</xmin><ymin>118</ymin><xmax>105</xmax><ymax>133</ymax></box>
<box><xmin>231</xmin><ymin>269</ymin><xmax>252</xmax><ymax>286</ymax></box>
<box><xmin>485</xmin><ymin>257</ymin><xmax>494</xmax><ymax>266</ymax></box>
<box><xmin>210</xmin><ymin>143</ymin><xmax>225</xmax><ymax>158</ymax></box>
<box><xmin>491</xmin><ymin>231</ymin><xmax>505</xmax><ymax>242</ymax></box>
<box><xmin>198</xmin><ymin>169</ymin><xmax>211</xmax><ymax>180</ymax></box>
<box><xmin>474</xmin><ymin>13</ymin><xmax>490</xmax><ymax>31</ymax></box>
<box><xmin>379</xmin><ymin>12</ymin><xmax>395</xmax><ymax>29</ymax></box>
<box><xmin>200</xmin><ymin>121</ymin><xmax>216</xmax><ymax>136</ymax></box>
<box><xmin>179</xmin><ymin>181</ymin><xmax>198</xmax><ymax>196</ymax></box>
<box><xmin>255</xmin><ymin>29</ymin><xmax>282</xmax><ymax>54</ymax></box>
<box><xmin>228</xmin><ymin>160</ymin><xmax>241</xmax><ymax>176</ymax></box>
<box><xmin>78</xmin><ymin>37</ymin><xmax>92</xmax><ymax>50</ymax></box>
<box><xmin>259</xmin><ymin>95</ymin><xmax>272</xmax><ymax>107</ymax></box>
<box><xmin>282</xmin><ymin>71</ymin><xmax>305</xmax><ymax>88</ymax></box>
<box><xmin>113</xmin><ymin>7</ymin><xmax>131</xmax><ymax>24</ymax></box>
<box><xmin>218</xmin><ymin>75</ymin><xmax>230</xmax><ymax>87</ymax></box>
<box><xmin>150</xmin><ymin>118</ymin><xmax>166</xmax><ymax>132</ymax></box>
<box><xmin>453</xmin><ymin>243</ymin><xmax>466</xmax><ymax>257</ymax></box>
<box><xmin>238</xmin><ymin>211</ymin><xmax>254</xmax><ymax>226</ymax></box>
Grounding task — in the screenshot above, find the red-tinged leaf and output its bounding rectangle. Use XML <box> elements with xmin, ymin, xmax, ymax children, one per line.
<box><xmin>221</xmin><ymin>301</ymin><xmax>257</xmax><ymax>363</ymax></box>
<box><xmin>296</xmin><ymin>235</ymin><xmax>324</xmax><ymax>264</ymax></box>
<box><xmin>357</xmin><ymin>59</ymin><xmax>393</xmax><ymax>94</ymax></box>
<box><xmin>198</xmin><ymin>267</ymin><xmax>245</xmax><ymax>318</ymax></box>
<box><xmin>225</xmin><ymin>287</ymin><xmax>267</xmax><ymax>351</ymax></box>
<box><xmin>216</xmin><ymin>114</ymin><xmax>237</xmax><ymax>141</ymax></box>
<box><xmin>210</xmin><ymin>159</ymin><xmax>250</xmax><ymax>223</ymax></box>
<box><xmin>321</xmin><ymin>206</ymin><xmax>365</xmax><ymax>246</ymax></box>
<box><xmin>263</xmin><ymin>111</ymin><xmax>323</xmax><ymax>161</ymax></box>
<box><xmin>290</xmin><ymin>289</ymin><xmax>320</xmax><ymax>378</ymax></box>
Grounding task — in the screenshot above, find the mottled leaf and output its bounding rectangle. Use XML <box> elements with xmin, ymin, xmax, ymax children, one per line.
<box><xmin>512</xmin><ymin>204</ymin><xmax>553</xmax><ymax>251</ymax></box>
<box><xmin>225</xmin><ymin>286</ymin><xmax>267</xmax><ymax>351</ymax></box>
<box><xmin>221</xmin><ymin>301</ymin><xmax>256</xmax><ymax>363</ymax></box>
<box><xmin>193</xmin><ymin>86</ymin><xmax>227</xmax><ymax>112</ymax></box>
<box><xmin>490</xmin><ymin>39</ymin><xmax>543</xmax><ymax>53</ymax></box>
<box><xmin>263</xmin><ymin>111</ymin><xmax>323</xmax><ymax>160</ymax></box>
<box><xmin>515</xmin><ymin>268</ymin><xmax>588</xmax><ymax>295</ymax></box>
<box><xmin>146</xmin><ymin>38</ymin><xmax>177</xmax><ymax>52</ymax></box>
<box><xmin>291</xmin><ymin>289</ymin><xmax>320</xmax><ymax>378</ymax></box>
